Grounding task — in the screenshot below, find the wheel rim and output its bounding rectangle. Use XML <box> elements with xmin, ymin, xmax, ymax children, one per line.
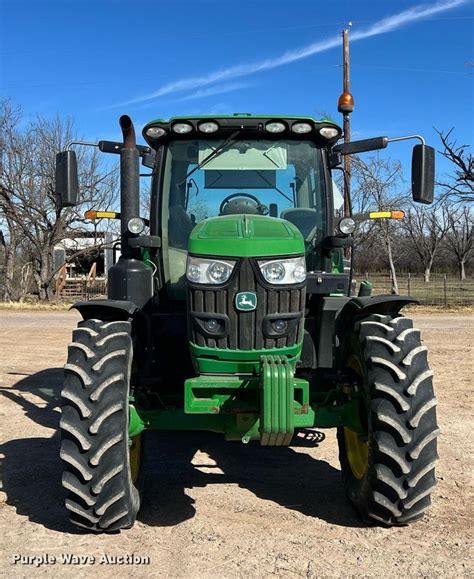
<box><xmin>344</xmin><ymin>427</ymin><xmax>368</xmax><ymax>479</ymax></box>
<box><xmin>129</xmin><ymin>435</ymin><xmax>141</xmax><ymax>484</ymax></box>
<box><xmin>344</xmin><ymin>354</ymin><xmax>369</xmax><ymax>480</ymax></box>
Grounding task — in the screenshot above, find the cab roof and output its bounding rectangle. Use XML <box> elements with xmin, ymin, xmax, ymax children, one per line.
<box><xmin>142</xmin><ymin>114</ymin><xmax>342</xmax><ymax>147</ymax></box>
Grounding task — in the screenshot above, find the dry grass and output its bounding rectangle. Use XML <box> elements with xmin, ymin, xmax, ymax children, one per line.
<box><xmin>1</xmin><ymin>301</ymin><xmax>472</xmax><ymax>315</ymax></box>
<box><xmin>404</xmin><ymin>304</ymin><xmax>473</xmax><ymax>315</ymax></box>
<box><xmin>0</xmin><ymin>301</ymin><xmax>73</xmax><ymax>311</ymax></box>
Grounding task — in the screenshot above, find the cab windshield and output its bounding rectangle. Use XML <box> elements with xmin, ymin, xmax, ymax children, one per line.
<box><xmin>159</xmin><ymin>138</ymin><xmax>328</xmax><ymax>297</ymax></box>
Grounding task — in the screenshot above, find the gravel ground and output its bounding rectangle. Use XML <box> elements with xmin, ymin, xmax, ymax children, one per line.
<box><xmin>0</xmin><ymin>310</ymin><xmax>472</xmax><ymax>578</ymax></box>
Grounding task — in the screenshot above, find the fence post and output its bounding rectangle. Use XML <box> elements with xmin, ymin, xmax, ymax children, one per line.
<box><xmin>443</xmin><ymin>273</ymin><xmax>447</xmax><ymax>306</ymax></box>
<box><xmin>408</xmin><ymin>272</ymin><xmax>411</xmax><ymax>295</ymax></box>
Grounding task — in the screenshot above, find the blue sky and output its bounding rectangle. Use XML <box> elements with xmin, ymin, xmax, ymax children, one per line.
<box><xmin>1</xmin><ymin>0</ymin><xmax>473</xmax><ymax>177</ymax></box>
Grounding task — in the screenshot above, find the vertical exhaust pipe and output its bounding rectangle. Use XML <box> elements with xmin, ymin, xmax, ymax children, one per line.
<box><xmin>108</xmin><ymin>115</ymin><xmax>152</xmax><ymax>308</ymax></box>
<box><xmin>119</xmin><ymin>115</ymin><xmax>140</xmax><ymax>258</ymax></box>
<box><xmin>120</xmin><ymin>114</ymin><xmax>137</xmax><ymax>149</ymax></box>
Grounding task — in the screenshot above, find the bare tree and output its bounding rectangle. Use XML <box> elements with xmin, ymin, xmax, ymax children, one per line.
<box><xmin>444</xmin><ymin>205</ymin><xmax>473</xmax><ymax>280</ymax></box>
<box><xmin>0</xmin><ymin>101</ymin><xmax>23</xmax><ymax>300</ymax></box>
<box><xmin>402</xmin><ymin>203</ymin><xmax>449</xmax><ymax>282</ymax></box>
<box><xmin>436</xmin><ymin>128</ymin><xmax>473</xmax><ymax>203</ymax></box>
<box><xmin>351</xmin><ymin>156</ymin><xmax>407</xmax><ymax>293</ymax></box>
<box><xmin>0</xmin><ymin>99</ymin><xmax>117</xmax><ymax>300</ymax></box>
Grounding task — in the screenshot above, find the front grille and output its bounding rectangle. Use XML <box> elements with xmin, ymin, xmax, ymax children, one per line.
<box><xmin>188</xmin><ymin>258</ymin><xmax>305</xmax><ymax>350</ymax></box>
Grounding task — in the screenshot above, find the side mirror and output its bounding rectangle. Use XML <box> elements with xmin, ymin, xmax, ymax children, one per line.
<box><xmin>412</xmin><ymin>144</ymin><xmax>435</xmax><ymax>204</ymax></box>
<box><xmin>55</xmin><ymin>150</ymin><xmax>79</xmax><ymax>209</ymax></box>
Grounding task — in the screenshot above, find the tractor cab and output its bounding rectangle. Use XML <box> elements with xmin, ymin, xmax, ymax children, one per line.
<box><xmin>143</xmin><ymin>116</ymin><xmax>342</xmax><ymax>300</ymax></box>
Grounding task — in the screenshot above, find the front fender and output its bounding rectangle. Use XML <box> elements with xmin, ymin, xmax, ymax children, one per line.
<box><xmin>72</xmin><ymin>299</ymin><xmax>138</xmax><ymax>321</ymax></box>
<box><xmin>336</xmin><ymin>294</ymin><xmax>418</xmax><ymax>337</ymax></box>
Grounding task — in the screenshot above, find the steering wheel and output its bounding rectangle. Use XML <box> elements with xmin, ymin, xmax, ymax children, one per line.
<box><xmin>219</xmin><ymin>192</ymin><xmax>269</xmax><ymax>216</ymax></box>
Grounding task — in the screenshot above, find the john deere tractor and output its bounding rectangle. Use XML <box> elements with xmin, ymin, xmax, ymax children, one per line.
<box><xmin>55</xmin><ymin>113</ymin><xmax>439</xmax><ymax>532</ymax></box>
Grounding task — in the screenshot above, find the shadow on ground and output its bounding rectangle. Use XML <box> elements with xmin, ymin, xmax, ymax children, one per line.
<box><xmin>1</xmin><ymin>368</ymin><xmax>63</xmax><ymax>430</ymax></box>
<box><xmin>138</xmin><ymin>430</ymin><xmax>362</xmax><ymax>529</ymax></box>
<box><xmin>1</xmin><ymin>369</ymin><xmax>363</xmax><ymax>534</ymax></box>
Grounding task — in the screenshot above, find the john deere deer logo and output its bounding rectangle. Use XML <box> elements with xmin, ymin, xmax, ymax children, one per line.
<box><xmin>235</xmin><ymin>292</ymin><xmax>257</xmax><ymax>311</ymax></box>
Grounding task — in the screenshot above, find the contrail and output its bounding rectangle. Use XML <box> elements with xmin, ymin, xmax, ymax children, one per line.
<box><xmin>115</xmin><ymin>0</ymin><xmax>467</xmax><ymax>107</ymax></box>
<box><xmin>178</xmin><ymin>82</ymin><xmax>252</xmax><ymax>102</ymax></box>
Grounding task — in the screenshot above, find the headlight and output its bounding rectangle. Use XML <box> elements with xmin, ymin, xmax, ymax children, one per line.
<box><xmin>127</xmin><ymin>217</ymin><xmax>145</xmax><ymax>234</ymax></box>
<box><xmin>172</xmin><ymin>122</ymin><xmax>193</xmax><ymax>134</ymax></box>
<box><xmin>186</xmin><ymin>257</ymin><xmax>236</xmax><ymax>284</ymax></box>
<box><xmin>338</xmin><ymin>217</ymin><xmax>356</xmax><ymax>235</ymax></box>
<box><xmin>145</xmin><ymin>126</ymin><xmax>166</xmax><ymax>138</ymax></box>
<box><xmin>319</xmin><ymin>126</ymin><xmax>339</xmax><ymax>139</ymax></box>
<box><xmin>198</xmin><ymin>121</ymin><xmax>219</xmax><ymax>133</ymax></box>
<box><xmin>258</xmin><ymin>256</ymin><xmax>306</xmax><ymax>285</ymax></box>
<box><xmin>265</xmin><ymin>121</ymin><xmax>286</xmax><ymax>133</ymax></box>
<box><xmin>292</xmin><ymin>122</ymin><xmax>312</xmax><ymax>134</ymax></box>
<box><xmin>262</xmin><ymin>261</ymin><xmax>285</xmax><ymax>282</ymax></box>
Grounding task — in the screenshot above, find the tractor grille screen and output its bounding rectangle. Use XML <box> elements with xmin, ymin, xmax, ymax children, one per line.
<box><xmin>188</xmin><ymin>259</ymin><xmax>305</xmax><ymax>350</ymax></box>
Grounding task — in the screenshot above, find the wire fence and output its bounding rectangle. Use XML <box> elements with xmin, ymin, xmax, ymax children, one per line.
<box><xmin>55</xmin><ymin>279</ymin><xmax>107</xmax><ymax>301</ymax></box>
<box><xmin>356</xmin><ymin>273</ymin><xmax>474</xmax><ymax>306</ymax></box>
<box><xmin>2</xmin><ymin>268</ymin><xmax>472</xmax><ymax>306</ymax></box>
<box><xmin>64</xmin><ymin>272</ymin><xmax>471</xmax><ymax>306</ymax></box>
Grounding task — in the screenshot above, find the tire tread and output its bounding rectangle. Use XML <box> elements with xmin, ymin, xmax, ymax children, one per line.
<box><xmin>60</xmin><ymin>319</ymin><xmax>139</xmax><ymax>532</ymax></box>
<box><xmin>338</xmin><ymin>313</ymin><xmax>439</xmax><ymax>525</ymax></box>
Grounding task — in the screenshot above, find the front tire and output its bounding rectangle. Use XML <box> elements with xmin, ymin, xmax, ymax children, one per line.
<box><xmin>60</xmin><ymin>319</ymin><xmax>140</xmax><ymax>532</ymax></box>
<box><xmin>337</xmin><ymin>313</ymin><xmax>439</xmax><ymax>525</ymax></box>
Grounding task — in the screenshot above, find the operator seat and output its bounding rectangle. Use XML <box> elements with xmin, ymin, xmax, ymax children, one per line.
<box><xmin>280</xmin><ymin>208</ymin><xmax>322</xmax><ymax>242</ymax></box>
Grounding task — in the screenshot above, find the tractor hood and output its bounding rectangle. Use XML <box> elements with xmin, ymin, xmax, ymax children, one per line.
<box><xmin>188</xmin><ymin>214</ymin><xmax>304</xmax><ymax>258</ymax></box>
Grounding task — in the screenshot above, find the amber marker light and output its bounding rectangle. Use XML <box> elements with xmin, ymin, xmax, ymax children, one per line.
<box><xmin>337</xmin><ymin>91</ymin><xmax>354</xmax><ymax>114</ymax></box>
<box><xmin>84</xmin><ymin>210</ymin><xmax>118</xmax><ymax>220</ymax></box>
<box><xmin>368</xmin><ymin>210</ymin><xmax>405</xmax><ymax>220</ymax></box>
<box><xmin>390</xmin><ymin>210</ymin><xmax>405</xmax><ymax>219</ymax></box>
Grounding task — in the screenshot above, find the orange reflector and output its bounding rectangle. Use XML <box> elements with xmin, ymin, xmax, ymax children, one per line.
<box><xmin>84</xmin><ymin>210</ymin><xmax>117</xmax><ymax>220</ymax></box>
<box><xmin>390</xmin><ymin>210</ymin><xmax>405</xmax><ymax>219</ymax></box>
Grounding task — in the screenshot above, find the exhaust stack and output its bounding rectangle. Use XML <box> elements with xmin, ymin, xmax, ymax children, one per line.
<box><xmin>107</xmin><ymin>115</ymin><xmax>152</xmax><ymax>308</ymax></box>
<box><xmin>119</xmin><ymin>115</ymin><xmax>140</xmax><ymax>257</ymax></box>
<box><xmin>120</xmin><ymin>114</ymin><xmax>137</xmax><ymax>149</ymax></box>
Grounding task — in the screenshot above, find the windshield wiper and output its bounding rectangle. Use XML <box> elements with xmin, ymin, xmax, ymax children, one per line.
<box><xmin>182</xmin><ymin>130</ymin><xmax>241</xmax><ymax>183</ymax></box>
<box><xmin>255</xmin><ymin>170</ymin><xmax>294</xmax><ymax>204</ymax></box>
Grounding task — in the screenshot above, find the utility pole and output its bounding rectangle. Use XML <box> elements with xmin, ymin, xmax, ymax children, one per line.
<box><xmin>338</xmin><ymin>25</ymin><xmax>354</xmax><ymax>218</ymax></box>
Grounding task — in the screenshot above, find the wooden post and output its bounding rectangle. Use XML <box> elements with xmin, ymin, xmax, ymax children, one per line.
<box><xmin>55</xmin><ymin>263</ymin><xmax>67</xmax><ymax>296</ymax></box>
<box><xmin>443</xmin><ymin>273</ymin><xmax>447</xmax><ymax>306</ymax></box>
<box><xmin>338</xmin><ymin>26</ymin><xmax>354</xmax><ymax>259</ymax></box>
<box><xmin>342</xmin><ymin>28</ymin><xmax>351</xmax><ymax>218</ymax></box>
<box><xmin>408</xmin><ymin>272</ymin><xmax>411</xmax><ymax>295</ymax></box>
<box><xmin>86</xmin><ymin>262</ymin><xmax>97</xmax><ymax>288</ymax></box>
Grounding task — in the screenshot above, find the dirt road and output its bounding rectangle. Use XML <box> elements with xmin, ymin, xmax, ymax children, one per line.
<box><xmin>0</xmin><ymin>311</ymin><xmax>472</xmax><ymax>577</ymax></box>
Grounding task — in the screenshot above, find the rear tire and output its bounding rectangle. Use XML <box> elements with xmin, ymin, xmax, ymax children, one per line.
<box><xmin>60</xmin><ymin>319</ymin><xmax>140</xmax><ymax>532</ymax></box>
<box><xmin>337</xmin><ymin>313</ymin><xmax>439</xmax><ymax>525</ymax></box>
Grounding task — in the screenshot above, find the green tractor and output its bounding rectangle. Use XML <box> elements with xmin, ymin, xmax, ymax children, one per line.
<box><xmin>55</xmin><ymin>114</ymin><xmax>439</xmax><ymax>532</ymax></box>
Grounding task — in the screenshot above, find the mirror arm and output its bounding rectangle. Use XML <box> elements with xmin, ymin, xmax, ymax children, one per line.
<box><xmin>386</xmin><ymin>134</ymin><xmax>426</xmax><ymax>146</ymax></box>
<box><xmin>66</xmin><ymin>140</ymin><xmax>152</xmax><ymax>157</ymax></box>
<box><xmin>67</xmin><ymin>140</ymin><xmax>100</xmax><ymax>151</ymax></box>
